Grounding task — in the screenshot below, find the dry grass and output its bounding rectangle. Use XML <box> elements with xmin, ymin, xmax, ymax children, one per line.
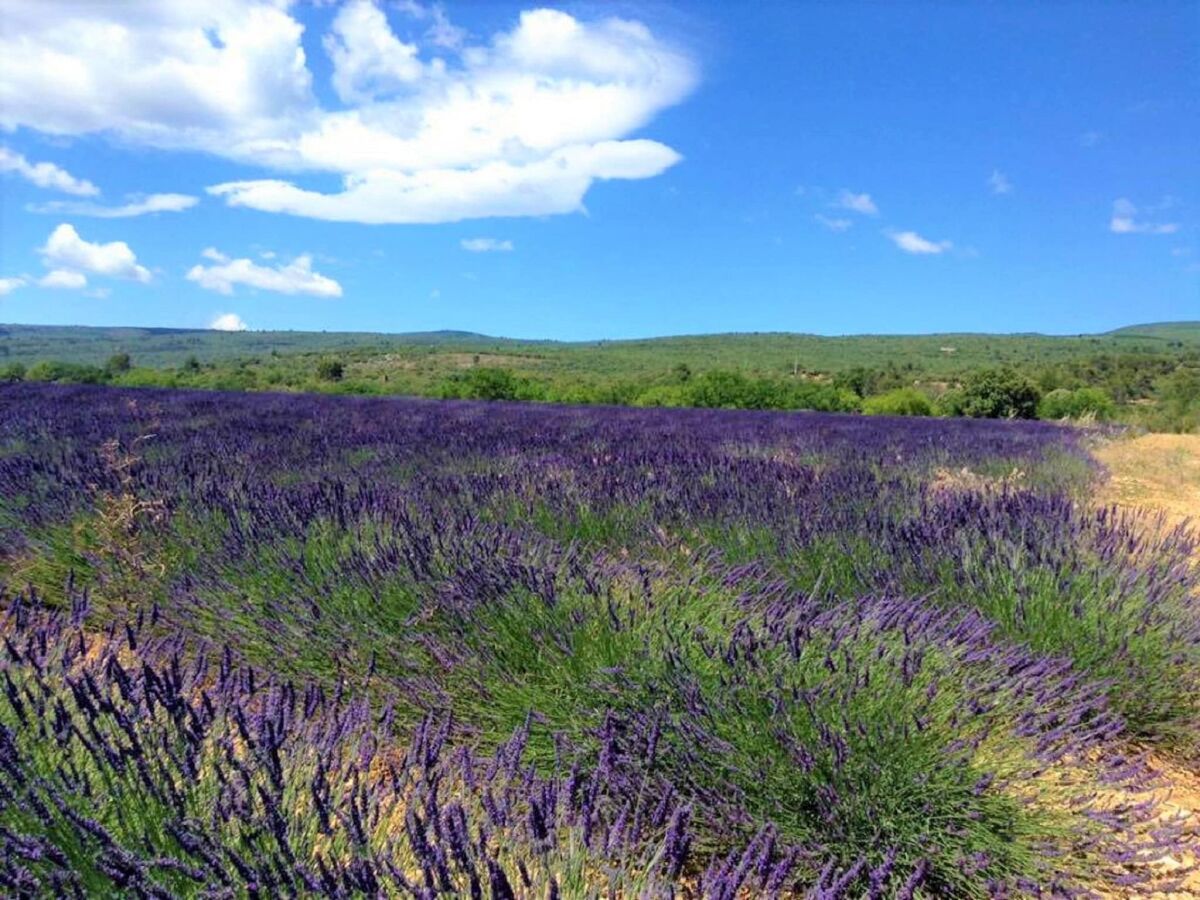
<box><xmin>1093</xmin><ymin>433</ymin><xmax>1200</xmax><ymax>529</ymax></box>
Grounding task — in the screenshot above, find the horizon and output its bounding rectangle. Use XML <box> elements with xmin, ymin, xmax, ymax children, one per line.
<box><xmin>3</xmin><ymin>318</ymin><xmax>1198</xmax><ymax>345</ymax></box>
<box><xmin>0</xmin><ymin>1</ymin><xmax>1197</xmax><ymax>338</ymax></box>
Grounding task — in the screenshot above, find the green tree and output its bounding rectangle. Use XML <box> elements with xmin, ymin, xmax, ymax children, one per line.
<box><xmin>957</xmin><ymin>368</ymin><xmax>1041</xmax><ymax>419</ymax></box>
<box><xmin>105</xmin><ymin>352</ymin><xmax>132</xmax><ymax>374</ymax></box>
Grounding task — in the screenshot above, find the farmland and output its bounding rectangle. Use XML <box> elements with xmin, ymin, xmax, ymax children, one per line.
<box><xmin>0</xmin><ymin>382</ymin><xmax>1197</xmax><ymax>896</ymax></box>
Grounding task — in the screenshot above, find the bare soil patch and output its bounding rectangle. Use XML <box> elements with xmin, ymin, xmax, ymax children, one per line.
<box><xmin>1093</xmin><ymin>433</ymin><xmax>1200</xmax><ymax>528</ymax></box>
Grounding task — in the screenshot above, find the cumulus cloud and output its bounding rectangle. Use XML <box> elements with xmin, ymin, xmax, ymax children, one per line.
<box><xmin>814</xmin><ymin>213</ymin><xmax>852</xmax><ymax>232</ymax></box>
<box><xmin>1110</xmin><ymin>198</ymin><xmax>1179</xmax><ymax>235</ymax></box>
<box><xmin>0</xmin><ymin>276</ymin><xmax>28</xmax><ymax>295</ymax></box>
<box><xmin>325</xmin><ymin>0</ymin><xmax>424</xmax><ymax>103</ymax></box>
<box><xmin>833</xmin><ymin>190</ymin><xmax>878</xmax><ymax>216</ymax></box>
<box><xmin>460</xmin><ymin>237</ymin><xmax>513</xmax><ymax>252</ymax></box>
<box><xmin>38</xmin><ymin>269</ymin><xmax>88</xmax><ymax>289</ymax></box>
<box><xmin>887</xmin><ymin>230</ymin><xmax>953</xmax><ymax>255</ymax></box>
<box><xmin>40</xmin><ymin>224</ymin><xmax>151</xmax><ymax>282</ymax></box>
<box><xmin>29</xmin><ymin>194</ymin><xmax>199</xmax><ymax>218</ymax></box>
<box><xmin>209</xmin><ymin>140</ymin><xmax>681</xmax><ymax>224</ymax></box>
<box><xmin>988</xmin><ymin>170</ymin><xmax>1011</xmax><ymax>195</ymax></box>
<box><xmin>186</xmin><ymin>251</ymin><xmax>343</xmax><ymax>297</ymax></box>
<box><xmin>0</xmin><ymin>146</ymin><xmax>98</xmax><ymax>195</ymax></box>
<box><xmin>210</xmin><ymin>312</ymin><xmax>248</xmax><ymax>331</ymax></box>
<box><xmin>0</xmin><ymin>2</ymin><xmax>697</xmax><ymax>225</ymax></box>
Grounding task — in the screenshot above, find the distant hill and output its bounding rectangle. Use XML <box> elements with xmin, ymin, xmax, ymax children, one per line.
<box><xmin>1106</xmin><ymin>321</ymin><xmax>1200</xmax><ymax>342</ymax></box>
<box><xmin>0</xmin><ymin>324</ymin><xmax>510</xmax><ymax>368</ymax></box>
<box><xmin>1</xmin><ymin>321</ymin><xmax>1197</xmax><ymax>374</ymax></box>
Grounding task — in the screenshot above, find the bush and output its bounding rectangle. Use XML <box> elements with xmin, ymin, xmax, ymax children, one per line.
<box><xmin>316</xmin><ymin>358</ymin><xmax>345</xmax><ymax>382</ymax></box>
<box><xmin>25</xmin><ymin>360</ymin><xmax>107</xmax><ymax>384</ymax></box>
<box><xmin>0</xmin><ymin>362</ymin><xmax>26</xmax><ymax>383</ymax></box>
<box><xmin>862</xmin><ymin>388</ymin><xmax>933</xmax><ymax>417</ymax></box>
<box><xmin>1038</xmin><ymin>387</ymin><xmax>1115</xmax><ymax>421</ymax></box>
<box><xmin>438</xmin><ymin>367</ymin><xmax>523</xmax><ymax>401</ymax></box>
<box><xmin>1151</xmin><ymin>366</ymin><xmax>1200</xmax><ymax>433</ymax></box>
<box><xmin>105</xmin><ymin>352</ymin><xmax>132</xmax><ymax>374</ymax></box>
<box><xmin>957</xmin><ymin>368</ymin><xmax>1041</xmax><ymax>419</ymax></box>
<box><xmin>633</xmin><ymin>384</ymin><xmax>688</xmax><ymax>407</ymax></box>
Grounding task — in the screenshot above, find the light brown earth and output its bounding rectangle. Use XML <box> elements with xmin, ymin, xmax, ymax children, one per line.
<box><xmin>1093</xmin><ymin>433</ymin><xmax>1200</xmax><ymax>530</ymax></box>
<box><xmin>1092</xmin><ymin>433</ymin><xmax>1200</xmax><ymax>896</ymax></box>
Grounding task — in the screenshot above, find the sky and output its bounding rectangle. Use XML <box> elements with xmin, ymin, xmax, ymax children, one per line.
<box><xmin>0</xmin><ymin>0</ymin><xmax>1196</xmax><ymax>339</ymax></box>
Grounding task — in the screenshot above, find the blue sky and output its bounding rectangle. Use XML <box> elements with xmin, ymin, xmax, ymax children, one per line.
<box><xmin>0</xmin><ymin>0</ymin><xmax>1196</xmax><ymax>339</ymax></box>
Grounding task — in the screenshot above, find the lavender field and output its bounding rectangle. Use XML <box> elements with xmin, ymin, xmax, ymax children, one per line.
<box><xmin>0</xmin><ymin>383</ymin><xmax>1197</xmax><ymax>897</ymax></box>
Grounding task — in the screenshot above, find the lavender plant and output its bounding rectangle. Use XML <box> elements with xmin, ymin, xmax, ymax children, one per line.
<box><xmin>0</xmin><ymin>382</ymin><xmax>1195</xmax><ymax>896</ymax></box>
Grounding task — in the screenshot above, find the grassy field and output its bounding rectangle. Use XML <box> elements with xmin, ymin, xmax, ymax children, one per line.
<box><xmin>0</xmin><ymin>382</ymin><xmax>1197</xmax><ymax>896</ymax></box>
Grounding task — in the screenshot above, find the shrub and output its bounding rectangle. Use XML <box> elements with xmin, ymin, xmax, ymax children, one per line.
<box><xmin>25</xmin><ymin>360</ymin><xmax>107</xmax><ymax>384</ymax></box>
<box><xmin>316</xmin><ymin>358</ymin><xmax>345</xmax><ymax>381</ymax></box>
<box><xmin>1153</xmin><ymin>366</ymin><xmax>1200</xmax><ymax>432</ymax></box>
<box><xmin>0</xmin><ymin>362</ymin><xmax>26</xmax><ymax>382</ymax></box>
<box><xmin>1038</xmin><ymin>387</ymin><xmax>1115</xmax><ymax>421</ymax></box>
<box><xmin>104</xmin><ymin>352</ymin><xmax>132</xmax><ymax>374</ymax></box>
<box><xmin>438</xmin><ymin>366</ymin><xmax>523</xmax><ymax>401</ymax></box>
<box><xmin>862</xmin><ymin>387</ymin><xmax>933</xmax><ymax>417</ymax></box>
<box><xmin>633</xmin><ymin>384</ymin><xmax>688</xmax><ymax>407</ymax></box>
<box><xmin>957</xmin><ymin>368</ymin><xmax>1041</xmax><ymax>419</ymax></box>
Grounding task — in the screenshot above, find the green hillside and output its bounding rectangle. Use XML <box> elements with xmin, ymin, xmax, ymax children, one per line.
<box><xmin>3</xmin><ymin>321</ymin><xmax>1198</xmax><ymax>374</ymax></box>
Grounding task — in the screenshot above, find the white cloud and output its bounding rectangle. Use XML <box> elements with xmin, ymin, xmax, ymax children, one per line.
<box><xmin>209</xmin><ymin>139</ymin><xmax>681</xmax><ymax>224</ymax></box>
<box><xmin>0</xmin><ymin>146</ymin><xmax>98</xmax><ymax>195</ymax></box>
<box><xmin>0</xmin><ymin>2</ymin><xmax>695</xmax><ymax>225</ymax></box>
<box><xmin>38</xmin><ymin>269</ymin><xmax>88</xmax><ymax>289</ymax></box>
<box><xmin>209</xmin><ymin>312</ymin><xmax>248</xmax><ymax>331</ymax></box>
<box><xmin>988</xmin><ymin>170</ymin><xmax>1011</xmax><ymax>195</ymax></box>
<box><xmin>40</xmin><ymin>224</ymin><xmax>151</xmax><ymax>282</ymax></box>
<box><xmin>201</xmin><ymin>247</ymin><xmax>229</xmax><ymax>262</ymax></box>
<box><xmin>461</xmin><ymin>237</ymin><xmax>513</xmax><ymax>252</ymax></box>
<box><xmin>186</xmin><ymin>251</ymin><xmax>342</xmax><ymax>297</ymax></box>
<box><xmin>0</xmin><ymin>276</ymin><xmax>28</xmax><ymax>295</ymax></box>
<box><xmin>887</xmin><ymin>230</ymin><xmax>952</xmax><ymax>255</ymax></box>
<box><xmin>29</xmin><ymin>193</ymin><xmax>199</xmax><ymax>218</ymax></box>
<box><xmin>0</xmin><ymin>1</ymin><xmax>313</xmax><ymax>159</ymax></box>
<box><xmin>1109</xmin><ymin>198</ymin><xmax>1178</xmax><ymax>235</ymax></box>
<box><xmin>814</xmin><ymin>213</ymin><xmax>852</xmax><ymax>232</ymax></box>
<box><xmin>325</xmin><ymin>0</ymin><xmax>424</xmax><ymax>103</ymax></box>
<box><xmin>833</xmin><ymin>190</ymin><xmax>878</xmax><ymax>216</ymax></box>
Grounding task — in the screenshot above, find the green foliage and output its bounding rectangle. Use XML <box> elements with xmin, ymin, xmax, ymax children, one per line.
<box><xmin>315</xmin><ymin>358</ymin><xmax>345</xmax><ymax>381</ymax></box>
<box><xmin>3</xmin><ymin>322</ymin><xmax>1197</xmax><ymax>431</ymax></box>
<box><xmin>0</xmin><ymin>362</ymin><xmax>25</xmax><ymax>382</ymax></box>
<box><xmin>862</xmin><ymin>387</ymin><xmax>933</xmax><ymax>417</ymax></box>
<box><xmin>25</xmin><ymin>360</ymin><xmax>108</xmax><ymax>384</ymax></box>
<box><xmin>104</xmin><ymin>352</ymin><xmax>132</xmax><ymax>374</ymax></box>
<box><xmin>956</xmin><ymin>368</ymin><xmax>1041</xmax><ymax>419</ymax></box>
<box><xmin>1150</xmin><ymin>366</ymin><xmax>1200</xmax><ymax>433</ymax></box>
<box><xmin>437</xmin><ymin>366</ymin><xmax>526</xmax><ymax>401</ymax></box>
<box><xmin>1038</xmin><ymin>387</ymin><xmax>1115</xmax><ymax>421</ymax></box>
<box><xmin>633</xmin><ymin>384</ymin><xmax>687</xmax><ymax>407</ymax></box>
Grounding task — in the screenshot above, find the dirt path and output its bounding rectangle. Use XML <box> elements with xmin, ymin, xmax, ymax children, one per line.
<box><xmin>1091</xmin><ymin>433</ymin><xmax>1200</xmax><ymax>896</ymax></box>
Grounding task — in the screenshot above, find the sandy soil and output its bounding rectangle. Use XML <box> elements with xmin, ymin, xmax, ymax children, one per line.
<box><xmin>1092</xmin><ymin>434</ymin><xmax>1200</xmax><ymax>896</ymax></box>
<box><xmin>1093</xmin><ymin>433</ymin><xmax>1200</xmax><ymax>528</ymax></box>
